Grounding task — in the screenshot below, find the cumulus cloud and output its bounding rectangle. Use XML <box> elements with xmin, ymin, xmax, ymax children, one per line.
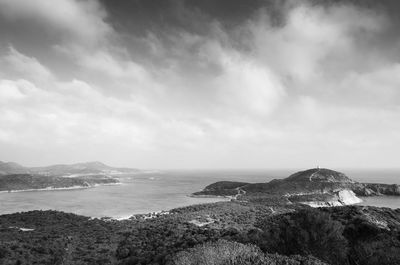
<box><xmin>249</xmin><ymin>2</ymin><xmax>388</xmax><ymax>83</ymax></box>
<box><xmin>0</xmin><ymin>0</ymin><xmax>399</xmax><ymax>168</ymax></box>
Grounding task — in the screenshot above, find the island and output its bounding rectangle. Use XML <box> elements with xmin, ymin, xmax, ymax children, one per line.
<box><xmin>0</xmin><ymin>168</ymin><xmax>400</xmax><ymax>265</ymax></box>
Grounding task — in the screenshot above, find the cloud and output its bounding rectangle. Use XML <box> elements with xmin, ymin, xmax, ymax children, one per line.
<box><xmin>335</xmin><ymin>64</ymin><xmax>400</xmax><ymax>106</ymax></box>
<box><xmin>214</xmin><ymin>53</ymin><xmax>285</xmax><ymax>116</ymax></box>
<box><xmin>0</xmin><ymin>46</ymin><xmax>53</xmax><ymax>81</ymax></box>
<box><xmin>0</xmin><ymin>79</ymin><xmax>27</xmax><ymax>101</ymax></box>
<box><xmin>249</xmin><ymin>2</ymin><xmax>387</xmax><ymax>83</ymax></box>
<box><xmin>0</xmin><ymin>0</ymin><xmax>399</xmax><ymax>168</ymax></box>
<box><xmin>0</xmin><ymin>0</ymin><xmax>111</xmax><ymax>45</ymax></box>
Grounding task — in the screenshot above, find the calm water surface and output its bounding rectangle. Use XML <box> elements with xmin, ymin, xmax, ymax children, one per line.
<box><xmin>0</xmin><ymin>170</ymin><xmax>285</xmax><ymax>218</ymax></box>
<box><xmin>0</xmin><ymin>169</ymin><xmax>399</xmax><ymax>217</ymax></box>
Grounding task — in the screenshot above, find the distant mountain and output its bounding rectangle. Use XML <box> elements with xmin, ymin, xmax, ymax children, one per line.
<box><xmin>0</xmin><ymin>161</ymin><xmax>139</xmax><ymax>176</ymax></box>
<box><xmin>0</xmin><ymin>161</ymin><xmax>29</xmax><ymax>175</ymax></box>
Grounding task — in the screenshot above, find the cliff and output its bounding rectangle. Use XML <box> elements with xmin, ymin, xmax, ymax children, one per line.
<box><xmin>352</xmin><ymin>183</ymin><xmax>400</xmax><ymax>196</ymax></box>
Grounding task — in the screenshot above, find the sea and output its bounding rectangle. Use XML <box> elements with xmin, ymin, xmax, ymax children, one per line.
<box><xmin>0</xmin><ymin>169</ymin><xmax>399</xmax><ymax>218</ymax></box>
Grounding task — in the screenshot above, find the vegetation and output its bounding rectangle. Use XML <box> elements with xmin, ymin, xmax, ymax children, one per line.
<box><xmin>0</xmin><ymin>161</ymin><xmax>139</xmax><ymax>176</ymax></box>
<box><xmin>1</xmin><ymin>205</ymin><xmax>400</xmax><ymax>265</ymax></box>
<box><xmin>285</xmin><ymin>168</ymin><xmax>354</xmax><ymax>183</ymax></box>
<box><xmin>203</xmin><ymin>181</ymin><xmax>249</xmax><ymax>191</ymax></box>
<box><xmin>0</xmin><ymin>174</ymin><xmax>119</xmax><ymax>192</ymax></box>
<box><xmin>322</xmin><ymin>206</ymin><xmax>400</xmax><ymax>265</ymax></box>
<box><xmin>170</xmin><ymin>239</ymin><xmax>328</xmax><ymax>265</ymax></box>
<box><xmin>249</xmin><ymin>208</ymin><xmax>348</xmax><ymax>265</ymax></box>
<box><xmin>193</xmin><ymin>168</ymin><xmax>400</xmax><ymax>206</ymax></box>
<box><xmin>0</xmin><ymin>210</ymin><xmax>127</xmax><ymax>265</ymax></box>
<box><xmin>1</xmin><ymin>168</ymin><xmax>400</xmax><ymax>264</ymax></box>
<box><xmin>170</xmin><ymin>240</ymin><xmax>267</xmax><ymax>265</ymax></box>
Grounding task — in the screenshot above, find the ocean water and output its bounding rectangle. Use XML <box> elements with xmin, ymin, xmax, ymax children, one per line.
<box><xmin>345</xmin><ymin>169</ymin><xmax>400</xmax><ymax>209</ymax></box>
<box><xmin>0</xmin><ymin>169</ymin><xmax>399</xmax><ymax>218</ymax></box>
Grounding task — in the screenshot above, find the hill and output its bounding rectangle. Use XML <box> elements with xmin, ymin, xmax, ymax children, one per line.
<box><xmin>29</xmin><ymin>161</ymin><xmax>139</xmax><ymax>176</ymax></box>
<box><xmin>0</xmin><ymin>161</ymin><xmax>29</xmax><ymax>175</ymax></box>
<box><xmin>193</xmin><ymin>168</ymin><xmax>400</xmax><ymax>207</ymax></box>
<box><xmin>285</xmin><ymin>168</ymin><xmax>354</xmax><ymax>183</ymax></box>
<box><xmin>0</xmin><ymin>174</ymin><xmax>119</xmax><ymax>192</ymax></box>
<box><xmin>0</xmin><ymin>161</ymin><xmax>139</xmax><ymax>176</ymax></box>
<box><xmin>0</xmin><ymin>160</ymin><xmax>137</xmax><ymax>192</ymax></box>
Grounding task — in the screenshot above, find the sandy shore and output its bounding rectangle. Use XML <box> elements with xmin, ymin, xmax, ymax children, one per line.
<box><xmin>0</xmin><ymin>182</ymin><xmax>122</xmax><ymax>194</ymax></box>
<box><xmin>0</xmin><ymin>186</ymin><xmax>91</xmax><ymax>193</ymax></box>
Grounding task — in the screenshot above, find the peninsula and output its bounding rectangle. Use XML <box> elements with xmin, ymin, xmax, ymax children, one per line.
<box><xmin>193</xmin><ymin>168</ymin><xmax>400</xmax><ymax>207</ymax></box>
<box><xmin>0</xmin><ymin>161</ymin><xmax>138</xmax><ymax>192</ymax></box>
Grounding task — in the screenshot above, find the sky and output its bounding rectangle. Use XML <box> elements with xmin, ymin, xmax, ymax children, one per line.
<box><xmin>0</xmin><ymin>0</ymin><xmax>400</xmax><ymax>169</ymax></box>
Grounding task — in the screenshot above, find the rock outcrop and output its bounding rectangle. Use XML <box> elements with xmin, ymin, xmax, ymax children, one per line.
<box><xmin>292</xmin><ymin>189</ymin><xmax>362</xmax><ymax>207</ymax></box>
<box><xmin>352</xmin><ymin>183</ymin><xmax>400</xmax><ymax>196</ymax></box>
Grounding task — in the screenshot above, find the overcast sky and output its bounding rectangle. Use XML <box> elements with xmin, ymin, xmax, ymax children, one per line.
<box><xmin>0</xmin><ymin>0</ymin><xmax>400</xmax><ymax>169</ymax></box>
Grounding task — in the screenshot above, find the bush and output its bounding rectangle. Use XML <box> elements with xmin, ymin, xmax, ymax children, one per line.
<box><xmin>252</xmin><ymin>208</ymin><xmax>348</xmax><ymax>265</ymax></box>
<box><xmin>170</xmin><ymin>240</ymin><xmax>328</xmax><ymax>265</ymax></box>
<box><xmin>0</xmin><ymin>247</ymin><xmax>10</xmax><ymax>259</ymax></box>
<box><xmin>170</xmin><ymin>239</ymin><xmax>268</xmax><ymax>265</ymax></box>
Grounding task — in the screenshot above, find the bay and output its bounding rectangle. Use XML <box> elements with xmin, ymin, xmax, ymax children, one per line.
<box><xmin>1</xmin><ymin>169</ymin><xmax>399</xmax><ymax>217</ymax></box>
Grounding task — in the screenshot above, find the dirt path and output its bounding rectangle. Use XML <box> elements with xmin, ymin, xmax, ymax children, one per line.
<box><xmin>309</xmin><ymin>168</ymin><xmax>320</xmax><ymax>182</ymax></box>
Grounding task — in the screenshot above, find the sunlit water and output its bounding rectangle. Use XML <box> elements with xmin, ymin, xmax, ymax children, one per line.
<box><xmin>0</xmin><ymin>169</ymin><xmax>399</xmax><ymax>218</ymax></box>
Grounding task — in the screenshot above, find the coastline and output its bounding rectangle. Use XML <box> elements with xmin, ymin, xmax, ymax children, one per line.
<box><xmin>0</xmin><ymin>186</ymin><xmax>90</xmax><ymax>193</ymax></box>
<box><xmin>2</xmin><ymin>168</ymin><xmax>400</xmax><ymax>220</ymax></box>
<box><xmin>109</xmin><ymin>196</ymin><xmax>230</xmax><ymax>220</ymax></box>
<box><xmin>1</xmin><ymin>190</ymin><xmax>399</xmax><ymax>220</ymax></box>
<box><xmin>0</xmin><ymin>188</ymin><xmax>230</xmax><ymax>219</ymax></box>
<box><xmin>188</xmin><ymin>194</ymin><xmax>233</xmax><ymax>199</ymax></box>
<box><xmin>0</xmin><ymin>182</ymin><xmax>121</xmax><ymax>194</ymax></box>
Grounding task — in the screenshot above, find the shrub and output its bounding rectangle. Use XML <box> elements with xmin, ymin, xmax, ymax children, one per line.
<box><xmin>170</xmin><ymin>240</ymin><xmax>328</xmax><ymax>265</ymax></box>
<box><xmin>170</xmin><ymin>239</ymin><xmax>267</xmax><ymax>265</ymax></box>
<box><xmin>252</xmin><ymin>208</ymin><xmax>348</xmax><ymax>265</ymax></box>
<box><xmin>0</xmin><ymin>247</ymin><xmax>10</xmax><ymax>259</ymax></box>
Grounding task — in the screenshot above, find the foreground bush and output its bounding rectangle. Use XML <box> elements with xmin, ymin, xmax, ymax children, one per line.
<box><xmin>170</xmin><ymin>240</ymin><xmax>327</xmax><ymax>265</ymax></box>
<box><xmin>251</xmin><ymin>208</ymin><xmax>348</xmax><ymax>265</ymax></box>
<box><xmin>170</xmin><ymin>240</ymin><xmax>265</xmax><ymax>265</ymax></box>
